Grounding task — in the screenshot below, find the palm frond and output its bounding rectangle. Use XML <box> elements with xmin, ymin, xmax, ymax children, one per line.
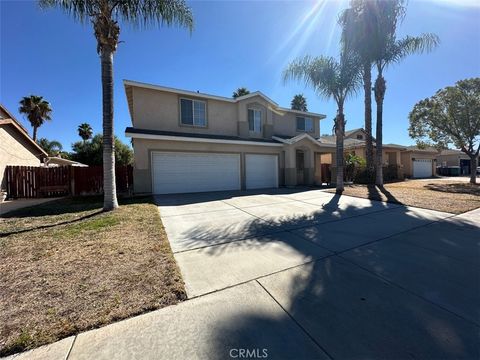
<box><xmin>383</xmin><ymin>33</ymin><xmax>440</xmax><ymax>68</ymax></box>
<box><xmin>40</xmin><ymin>0</ymin><xmax>194</xmax><ymax>31</ymax></box>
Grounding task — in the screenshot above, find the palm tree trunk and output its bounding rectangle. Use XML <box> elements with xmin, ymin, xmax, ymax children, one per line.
<box><xmin>363</xmin><ymin>63</ymin><xmax>374</xmax><ymax>177</ymax></box>
<box><xmin>101</xmin><ymin>49</ymin><xmax>119</xmax><ymax>211</ymax></box>
<box><xmin>335</xmin><ymin>107</ymin><xmax>345</xmax><ymax>194</ymax></box>
<box><xmin>374</xmin><ymin>73</ymin><xmax>386</xmax><ymax>186</ymax></box>
<box><xmin>33</xmin><ymin>126</ymin><xmax>38</xmax><ymax>142</ymax></box>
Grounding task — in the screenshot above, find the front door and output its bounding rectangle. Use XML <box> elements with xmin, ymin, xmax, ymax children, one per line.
<box><xmin>296</xmin><ymin>150</ymin><xmax>305</xmax><ymax>185</ymax></box>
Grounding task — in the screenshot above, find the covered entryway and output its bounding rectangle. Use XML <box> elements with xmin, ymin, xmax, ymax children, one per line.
<box><xmin>245</xmin><ymin>154</ymin><xmax>278</xmax><ymax>189</ymax></box>
<box><xmin>413</xmin><ymin>159</ymin><xmax>433</xmax><ymax>178</ymax></box>
<box><xmin>152</xmin><ymin>152</ymin><xmax>241</xmax><ymax>194</ymax></box>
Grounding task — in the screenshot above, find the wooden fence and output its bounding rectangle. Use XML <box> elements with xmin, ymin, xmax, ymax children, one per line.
<box><xmin>5</xmin><ymin>165</ymin><xmax>133</xmax><ymax>199</ymax></box>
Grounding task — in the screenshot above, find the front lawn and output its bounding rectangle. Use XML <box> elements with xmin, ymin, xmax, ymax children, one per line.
<box><xmin>328</xmin><ymin>179</ymin><xmax>480</xmax><ymax>214</ymax></box>
<box><xmin>0</xmin><ymin>197</ymin><xmax>186</xmax><ymax>356</ymax></box>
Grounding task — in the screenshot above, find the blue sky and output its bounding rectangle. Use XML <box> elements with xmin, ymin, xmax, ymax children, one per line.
<box><xmin>1</xmin><ymin>0</ymin><xmax>479</xmax><ymax>151</ymax></box>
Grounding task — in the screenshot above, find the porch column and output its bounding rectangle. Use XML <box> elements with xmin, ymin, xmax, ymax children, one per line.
<box><xmin>284</xmin><ymin>146</ymin><xmax>296</xmax><ymax>186</ymax></box>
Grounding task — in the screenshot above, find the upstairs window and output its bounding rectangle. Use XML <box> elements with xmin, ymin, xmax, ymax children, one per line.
<box><xmin>180</xmin><ymin>98</ymin><xmax>206</xmax><ymax>127</ymax></box>
<box><xmin>248</xmin><ymin>109</ymin><xmax>262</xmax><ymax>133</ymax></box>
<box><xmin>296</xmin><ymin>116</ymin><xmax>313</xmax><ymax>132</ymax></box>
<box><xmin>356</xmin><ymin>134</ymin><xmax>363</xmax><ymax>140</ymax></box>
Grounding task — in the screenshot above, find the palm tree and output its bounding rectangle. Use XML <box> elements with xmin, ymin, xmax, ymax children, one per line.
<box><xmin>37</xmin><ymin>138</ymin><xmax>63</xmax><ymax>156</ymax></box>
<box><xmin>18</xmin><ymin>95</ymin><xmax>52</xmax><ymax>142</ymax></box>
<box><xmin>40</xmin><ymin>0</ymin><xmax>194</xmax><ymax>211</ymax></box>
<box><xmin>232</xmin><ymin>87</ymin><xmax>250</xmax><ymax>99</ymax></box>
<box><xmin>371</xmin><ymin>1</ymin><xmax>439</xmax><ymax>185</ymax></box>
<box><xmin>78</xmin><ymin>123</ymin><xmax>93</xmax><ymax>143</ymax></box>
<box><xmin>291</xmin><ymin>94</ymin><xmax>308</xmax><ymax>112</ymax></box>
<box><xmin>339</xmin><ymin>0</ymin><xmax>378</xmax><ymax>177</ymax></box>
<box><xmin>283</xmin><ymin>52</ymin><xmax>361</xmax><ymax>193</ymax></box>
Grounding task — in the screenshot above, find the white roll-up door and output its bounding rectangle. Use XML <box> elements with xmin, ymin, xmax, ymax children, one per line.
<box><xmin>245</xmin><ymin>154</ymin><xmax>278</xmax><ymax>189</ymax></box>
<box><xmin>413</xmin><ymin>159</ymin><xmax>433</xmax><ymax>178</ymax></box>
<box><xmin>152</xmin><ymin>152</ymin><xmax>241</xmax><ymax>194</ymax></box>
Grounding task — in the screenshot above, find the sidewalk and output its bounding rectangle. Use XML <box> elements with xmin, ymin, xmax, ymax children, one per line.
<box><xmin>4</xmin><ymin>204</ymin><xmax>479</xmax><ymax>360</ymax></box>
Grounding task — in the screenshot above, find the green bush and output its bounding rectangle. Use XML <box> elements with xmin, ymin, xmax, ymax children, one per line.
<box><xmin>352</xmin><ymin>165</ymin><xmax>400</xmax><ymax>184</ymax></box>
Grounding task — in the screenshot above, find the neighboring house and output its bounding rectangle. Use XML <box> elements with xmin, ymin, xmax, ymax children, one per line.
<box><xmin>319</xmin><ymin>128</ymin><xmax>406</xmax><ymax>179</ymax></box>
<box><xmin>124</xmin><ymin>80</ymin><xmax>334</xmax><ymax>194</ymax></box>
<box><xmin>400</xmin><ymin>146</ymin><xmax>438</xmax><ymax>178</ymax></box>
<box><xmin>436</xmin><ymin>149</ymin><xmax>473</xmax><ymax>175</ymax></box>
<box><xmin>0</xmin><ymin>104</ymin><xmax>47</xmax><ymax>189</ymax></box>
<box><xmin>320</xmin><ymin>128</ymin><xmax>440</xmax><ymax>179</ymax></box>
<box><xmin>44</xmin><ymin>157</ymin><xmax>88</xmax><ymax>167</ymax></box>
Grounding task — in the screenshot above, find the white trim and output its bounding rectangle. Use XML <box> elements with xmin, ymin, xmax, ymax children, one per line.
<box><xmin>272</xmin><ymin>133</ymin><xmax>335</xmax><ymax>147</ymax></box>
<box><xmin>123</xmin><ymin>79</ymin><xmax>326</xmax><ymax>118</ymax></box>
<box><xmin>126</xmin><ymin>131</ymin><xmax>285</xmax><ymax>147</ymax></box>
<box><xmin>278</xmin><ymin>107</ymin><xmax>327</xmax><ymax>119</ymax></box>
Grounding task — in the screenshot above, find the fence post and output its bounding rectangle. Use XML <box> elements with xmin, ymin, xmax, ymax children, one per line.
<box><xmin>70</xmin><ymin>166</ymin><xmax>75</xmax><ymax>196</ymax></box>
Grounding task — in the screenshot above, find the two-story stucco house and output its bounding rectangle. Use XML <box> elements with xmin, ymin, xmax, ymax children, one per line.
<box><xmin>124</xmin><ymin>80</ymin><xmax>335</xmax><ymax>194</ymax></box>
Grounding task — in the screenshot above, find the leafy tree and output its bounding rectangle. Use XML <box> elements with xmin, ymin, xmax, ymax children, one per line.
<box><xmin>344</xmin><ymin>152</ymin><xmax>366</xmax><ymax>182</ymax></box>
<box><xmin>37</xmin><ymin>138</ymin><xmax>63</xmax><ymax>156</ymax></box>
<box><xmin>18</xmin><ymin>95</ymin><xmax>52</xmax><ymax>141</ymax></box>
<box><xmin>283</xmin><ymin>52</ymin><xmax>361</xmax><ymax>193</ymax></box>
<box><xmin>71</xmin><ymin>134</ymin><xmax>133</xmax><ymax>166</ymax></box>
<box><xmin>291</xmin><ymin>94</ymin><xmax>308</xmax><ymax>112</ymax></box>
<box><xmin>232</xmin><ymin>87</ymin><xmax>250</xmax><ymax>99</ymax></box>
<box><xmin>369</xmin><ymin>0</ymin><xmax>439</xmax><ymax>185</ymax></box>
<box><xmin>409</xmin><ymin>78</ymin><xmax>480</xmax><ymax>184</ymax></box>
<box><xmin>78</xmin><ymin>123</ymin><xmax>93</xmax><ymax>143</ymax></box>
<box><xmin>41</xmin><ymin>0</ymin><xmax>194</xmax><ymax>211</ymax></box>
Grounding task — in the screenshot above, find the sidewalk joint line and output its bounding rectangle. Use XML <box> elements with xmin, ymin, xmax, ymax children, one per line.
<box><xmin>65</xmin><ymin>335</ymin><xmax>77</xmax><ymax>360</ymax></box>
<box><xmin>255</xmin><ymin>280</ymin><xmax>334</xmax><ymax>360</ymax></box>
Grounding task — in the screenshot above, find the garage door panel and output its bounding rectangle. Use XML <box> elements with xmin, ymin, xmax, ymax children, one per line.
<box><xmin>246</xmin><ymin>154</ymin><xmax>278</xmax><ymax>189</ymax></box>
<box><xmin>413</xmin><ymin>159</ymin><xmax>432</xmax><ymax>178</ymax></box>
<box><xmin>152</xmin><ymin>152</ymin><xmax>240</xmax><ymax>194</ymax></box>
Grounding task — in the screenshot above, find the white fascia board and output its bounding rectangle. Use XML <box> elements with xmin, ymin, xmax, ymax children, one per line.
<box><xmin>124</xmin><ymin>80</ymin><xmax>327</xmax><ymax>118</ymax></box>
<box><xmin>125</xmin><ymin>132</ymin><xmax>285</xmax><ymax>147</ymax></box>
<box><xmin>277</xmin><ymin>107</ymin><xmax>327</xmax><ymax>119</ymax></box>
<box><xmin>124</xmin><ymin>80</ymin><xmax>236</xmax><ymax>103</ymax></box>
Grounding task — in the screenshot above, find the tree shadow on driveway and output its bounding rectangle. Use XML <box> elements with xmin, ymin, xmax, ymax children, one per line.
<box><xmin>162</xmin><ymin>190</ymin><xmax>480</xmax><ymax>359</ymax></box>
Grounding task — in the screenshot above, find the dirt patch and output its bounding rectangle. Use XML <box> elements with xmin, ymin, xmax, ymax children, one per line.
<box><xmin>327</xmin><ymin>180</ymin><xmax>480</xmax><ymax>214</ymax></box>
<box><xmin>0</xmin><ymin>197</ymin><xmax>186</xmax><ymax>356</ymax></box>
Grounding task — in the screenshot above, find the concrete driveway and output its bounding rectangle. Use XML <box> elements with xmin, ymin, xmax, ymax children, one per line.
<box><xmin>12</xmin><ymin>189</ymin><xmax>480</xmax><ymax>360</ymax></box>
<box><xmin>152</xmin><ymin>188</ymin><xmax>479</xmax><ymax>359</ymax></box>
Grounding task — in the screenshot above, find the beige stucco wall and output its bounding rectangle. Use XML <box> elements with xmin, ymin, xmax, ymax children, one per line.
<box><xmin>130</xmin><ymin>87</ymin><xmax>321</xmax><ymax>140</ymax></box>
<box><xmin>132</xmin><ymin>137</ymin><xmax>334</xmax><ymax>193</ymax></box>
<box><xmin>132</xmin><ymin>138</ymin><xmax>285</xmax><ymax>193</ymax></box>
<box><xmin>401</xmin><ymin>151</ymin><xmax>437</xmax><ymax>177</ymax></box>
<box><xmin>132</xmin><ymin>87</ymin><xmax>238</xmax><ymax>136</ymax></box>
<box><xmin>436</xmin><ymin>153</ymin><xmax>469</xmax><ymax>167</ymax></box>
<box><xmin>0</xmin><ymin>125</ymin><xmax>42</xmax><ymax>189</ymax></box>
<box><xmin>272</xmin><ymin>111</ymin><xmax>320</xmax><ymax>139</ymax></box>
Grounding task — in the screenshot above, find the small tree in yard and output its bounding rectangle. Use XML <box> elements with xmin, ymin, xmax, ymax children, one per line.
<box><xmin>409</xmin><ymin>78</ymin><xmax>480</xmax><ymax>184</ymax></box>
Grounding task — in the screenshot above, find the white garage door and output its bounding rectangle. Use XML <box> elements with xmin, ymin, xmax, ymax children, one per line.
<box><xmin>413</xmin><ymin>159</ymin><xmax>432</xmax><ymax>178</ymax></box>
<box><xmin>152</xmin><ymin>152</ymin><xmax>241</xmax><ymax>194</ymax></box>
<box><xmin>245</xmin><ymin>154</ymin><xmax>278</xmax><ymax>189</ymax></box>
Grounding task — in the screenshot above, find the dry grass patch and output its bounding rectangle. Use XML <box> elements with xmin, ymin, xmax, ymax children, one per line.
<box><xmin>0</xmin><ymin>196</ymin><xmax>186</xmax><ymax>356</ymax></box>
<box><xmin>327</xmin><ymin>180</ymin><xmax>480</xmax><ymax>214</ymax></box>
